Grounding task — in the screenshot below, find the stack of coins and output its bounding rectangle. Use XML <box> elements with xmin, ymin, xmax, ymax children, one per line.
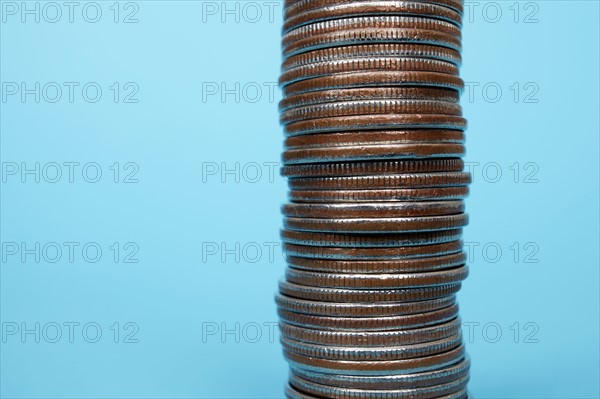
<box><xmin>276</xmin><ymin>1</ymin><xmax>470</xmax><ymax>398</ymax></box>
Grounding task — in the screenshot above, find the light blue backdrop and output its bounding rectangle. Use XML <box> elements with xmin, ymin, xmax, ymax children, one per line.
<box><xmin>1</xmin><ymin>1</ymin><xmax>598</xmax><ymax>398</ymax></box>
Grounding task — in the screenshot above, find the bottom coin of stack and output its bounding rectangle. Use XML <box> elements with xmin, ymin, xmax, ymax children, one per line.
<box><xmin>277</xmin><ymin>159</ymin><xmax>470</xmax><ymax>399</ymax></box>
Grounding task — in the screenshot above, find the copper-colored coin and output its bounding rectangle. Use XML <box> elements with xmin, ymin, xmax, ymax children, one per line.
<box><xmin>275</xmin><ymin>294</ymin><xmax>455</xmax><ymax>317</ymax></box>
<box><xmin>281</xmin><ymin>228</ymin><xmax>463</xmax><ymax>247</ymax></box>
<box><xmin>281</xmin><ymin>58</ymin><xmax>459</xmax><ymax>87</ymax></box>
<box><xmin>280</xmin><ymin>87</ymin><xmax>460</xmax><ymax>111</ymax></box>
<box><xmin>284</xmin><ymin>213</ymin><xmax>469</xmax><ymax>233</ymax></box>
<box><xmin>292</xmin><ymin>357</ymin><xmax>470</xmax><ymax>389</ymax></box>
<box><xmin>286</xmin><ymin>266</ymin><xmax>468</xmax><ymax>290</ymax></box>
<box><xmin>285</xmin><ymin>131</ymin><xmax>465</xmax><ymax>149</ymax></box>
<box><xmin>289</xmin><ymin>372</ymin><xmax>469</xmax><ymax>399</ymax></box>
<box><xmin>282</xmin><ymin>332</ymin><xmax>462</xmax><ymax>361</ymax></box>
<box><xmin>281</xmin><ymin>159</ymin><xmax>464</xmax><ymax>178</ymax></box>
<box><xmin>279</xmin><ymin>280</ymin><xmax>462</xmax><ymax>302</ymax></box>
<box><xmin>279</xmin><ymin>318</ymin><xmax>462</xmax><ymax>347</ymax></box>
<box><xmin>292</xmin><ymin>357</ymin><xmax>471</xmax><ymax>390</ymax></box>
<box><xmin>283</xmin><ymin>240</ymin><xmax>463</xmax><ymax>260</ymax></box>
<box><xmin>282</xmin><ymin>16</ymin><xmax>461</xmax><ymax>48</ymax></box>
<box><xmin>278</xmin><ymin>304</ymin><xmax>459</xmax><ymax>330</ymax></box>
<box><xmin>280</xmin><ymin>100</ymin><xmax>462</xmax><ymax>124</ymax></box>
<box><xmin>286</xmin><ymin>252</ymin><xmax>466</xmax><ymax>273</ymax></box>
<box><xmin>283</xmin><ymin>72</ymin><xmax>464</xmax><ymax>96</ymax></box>
<box><xmin>282</xmin><ymin>201</ymin><xmax>464</xmax><ymax>218</ymax></box>
<box><xmin>284</xmin><ymin>0</ymin><xmax>464</xmax><ymax>21</ymax></box>
<box><xmin>283</xmin><ymin>28</ymin><xmax>462</xmax><ymax>57</ymax></box>
<box><xmin>284</xmin><ymin>344</ymin><xmax>466</xmax><ymax>375</ymax></box>
<box><xmin>283</xmin><ymin>2</ymin><xmax>463</xmax><ymax>33</ymax></box>
<box><xmin>289</xmin><ymin>187</ymin><xmax>469</xmax><ymax>202</ymax></box>
<box><xmin>283</xmin><ymin>143</ymin><xmax>465</xmax><ymax>164</ymax></box>
<box><xmin>282</xmin><ymin>44</ymin><xmax>462</xmax><ymax>71</ymax></box>
<box><xmin>287</xmin><ymin>172</ymin><xmax>471</xmax><ymax>190</ymax></box>
<box><xmin>285</xmin><ymin>115</ymin><xmax>466</xmax><ymax>136</ymax></box>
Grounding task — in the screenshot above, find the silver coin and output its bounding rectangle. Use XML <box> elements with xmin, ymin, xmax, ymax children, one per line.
<box><xmin>275</xmin><ymin>294</ymin><xmax>456</xmax><ymax>317</ymax></box>
<box><xmin>292</xmin><ymin>357</ymin><xmax>470</xmax><ymax>389</ymax></box>
<box><xmin>284</xmin><ymin>344</ymin><xmax>466</xmax><ymax>375</ymax></box>
<box><xmin>282</xmin><ymin>332</ymin><xmax>462</xmax><ymax>361</ymax></box>
<box><xmin>289</xmin><ymin>372</ymin><xmax>469</xmax><ymax>399</ymax></box>
<box><xmin>279</xmin><ymin>318</ymin><xmax>463</xmax><ymax>347</ymax></box>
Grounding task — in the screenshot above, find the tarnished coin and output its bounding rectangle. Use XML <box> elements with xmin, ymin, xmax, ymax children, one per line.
<box><xmin>282</xmin><ymin>44</ymin><xmax>462</xmax><ymax>71</ymax></box>
<box><xmin>282</xmin><ymin>332</ymin><xmax>462</xmax><ymax>361</ymax></box>
<box><xmin>284</xmin><ymin>0</ymin><xmax>464</xmax><ymax>21</ymax></box>
<box><xmin>281</xmin><ymin>58</ymin><xmax>459</xmax><ymax>87</ymax></box>
<box><xmin>285</xmin><ymin>266</ymin><xmax>468</xmax><ymax>289</ymax></box>
<box><xmin>285</xmin><ymin>130</ymin><xmax>464</xmax><ymax>148</ymax></box>
<box><xmin>284</xmin><ymin>114</ymin><xmax>467</xmax><ymax>136</ymax></box>
<box><xmin>275</xmin><ymin>294</ymin><xmax>455</xmax><ymax>317</ymax></box>
<box><xmin>287</xmin><ymin>172</ymin><xmax>471</xmax><ymax>190</ymax></box>
<box><xmin>283</xmin><ymin>240</ymin><xmax>463</xmax><ymax>260</ymax></box>
<box><xmin>280</xmin><ymin>100</ymin><xmax>462</xmax><ymax>124</ymax></box>
<box><xmin>279</xmin><ymin>318</ymin><xmax>463</xmax><ymax>346</ymax></box>
<box><xmin>292</xmin><ymin>357</ymin><xmax>470</xmax><ymax>389</ymax></box>
<box><xmin>289</xmin><ymin>187</ymin><xmax>469</xmax><ymax>202</ymax></box>
<box><xmin>281</xmin><ymin>228</ymin><xmax>463</xmax><ymax>247</ymax></box>
<box><xmin>282</xmin><ymin>201</ymin><xmax>465</xmax><ymax>218</ymax></box>
<box><xmin>284</xmin><ymin>344</ymin><xmax>466</xmax><ymax>375</ymax></box>
<box><xmin>283</xmin><ymin>28</ymin><xmax>462</xmax><ymax>57</ymax></box>
<box><xmin>279</xmin><ymin>281</ymin><xmax>462</xmax><ymax>302</ymax></box>
<box><xmin>286</xmin><ymin>252</ymin><xmax>467</xmax><ymax>273</ymax></box>
<box><xmin>285</xmin><ymin>131</ymin><xmax>465</xmax><ymax>150</ymax></box>
<box><xmin>278</xmin><ymin>304</ymin><xmax>459</xmax><ymax>331</ymax></box>
<box><xmin>281</xmin><ymin>159</ymin><xmax>464</xmax><ymax>178</ymax></box>
<box><xmin>283</xmin><ymin>143</ymin><xmax>466</xmax><ymax>164</ymax></box>
<box><xmin>283</xmin><ymin>2</ymin><xmax>463</xmax><ymax>33</ymax></box>
<box><xmin>283</xmin><ymin>72</ymin><xmax>464</xmax><ymax>97</ymax></box>
<box><xmin>280</xmin><ymin>87</ymin><xmax>461</xmax><ymax>111</ymax></box>
<box><xmin>284</xmin><ymin>383</ymin><xmax>469</xmax><ymax>399</ymax></box>
<box><xmin>284</xmin><ymin>213</ymin><xmax>469</xmax><ymax>233</ymax></box>
<box><xmin>289</xmin><ymin>372</ymin><xmax>469</xmax><ymax>399</ymax></box>
<box><xmin>282</xmin><ymin>16</ymin><xmax>461</xmax><ymax>47</ymax></box>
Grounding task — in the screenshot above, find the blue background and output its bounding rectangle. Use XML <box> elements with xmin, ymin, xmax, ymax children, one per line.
<box><xmin>0</xmin><ymin>1</ymin><xmax>598</xmax><ymax>398</ymax></box>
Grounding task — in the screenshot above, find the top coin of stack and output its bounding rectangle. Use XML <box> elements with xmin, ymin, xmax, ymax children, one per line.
<box><xmin>276</xmin><ymin>1</ymin><xmax>471</xmax><ymax>398</ymax></box>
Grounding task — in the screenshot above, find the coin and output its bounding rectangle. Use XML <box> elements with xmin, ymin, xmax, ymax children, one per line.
<box><xmin>280</xmin><ymin>100</ymin><xmax>462</xmax><ymax>124</ymax></box>
<box><xmin>281</xmin><ymin>159</ymin><xmax>464</xmax><ymax>178</ymax></box>
<box><xmin>281</xmin><ymin>228</ymin><xmax>463</xmax><ymax>247</ymax></box>
<box><xmin>283</xmin><ymin>143</ymin><xmax>466</xmax><ymax>164</ymax></box>
<box><xmin>292</xmin><ymin>357</ymin><xmax>470</xmax><ymax>389</ymax></box>
<box><xmin>275</xmin><ymin>294</ymin><xmax>456</xmax><ymax>317</ymax></box>
<box><xmin>289</xmin><ymin>187</ymin><xmax>469</xmax><ymax>202</ymax></box>
<box><xmin>279</xmin><ymin>318</ymin><xmax>462</xmax><ymax>346</ymax></box>
<box><xmin>283</xmin><ymin>344</ymin><xmax>466</xmax><ymax>375</ymax></box>
<box><xmin>282</xmin><ymin>202</ymin><xmax>465</xmax><ymax>218</ymax></box>
<box><xmin>282</xmin><ymin>44</ymin><xmax>462</xmax><ymax>71</ymax></box>
<box><xmin>283</xmin><ymin>2</ymin><xmax>463</xmax><ymax>33</ymax></box>
<box><xmin>279</xmin><ymin>281</ymin><xmax>462</xmax><ymax>302</ymax></box>
<box><xmin>278</xmin><ymin>304</ymin><xmax>459</xmax><ymax>330</ymax></box>
<box><xmin>289</xmin><ymin>372</ymin><xmax>469</xmax><ymax>399</ymax></box>
<box><xmin>285</xmin><ymin>266</ymin><xmax>468</xmax><ymax>289</ymax></box>
<box><xmin>280</xmin><ymin>87</ymin><xmax>461</xmax><ymax>111</ymax></box>
<box><xmin>285</xmin><ymin>252</ymin><xmax>466</xmax><ymax>273</ymax></box>
<box><xmin>283</xmin><ymin>213</ymin><xmax>469</xmax><ymax>233</ymax></box>
<box><xmin>284</xmin><ymin>0</ymin><xmax>464</xmax><ymax>21</ymax></box>
<box><xmin>282</xmin><ymin>16</ymin><xmax>461</xmax><ymax>47</ymax></box>
<box><xmin>283</xmin><ymin>115</ymin><xmax>467</xmax><ymax>136</ymax></box>
<box><xmin>287</xmin><ymin>172</ymin><xmax>471</xmax><ymax>190</ymax></box>
<box><xmin>282</xmin><ymin>332</ymin><xmax>462</xmax><ymax>361</ymax></box>
<box><xmin>283</xmin><ymin>28</ymin><xmax>462</xmax><ymax>58</ymax></box>
<box><xmin>283</xmin><ymin>240</ymin><xmax>463</xmax><ymax>260</ymax></box>
<box><xmin>284</xmin><ymin>131</ymin><xmax>464</xmax><ymax>148</ymax></box>
<box><xmin>283</xmin><ymin>72</ymin><xmax>465</xmax><ymax>97</ymax></box>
